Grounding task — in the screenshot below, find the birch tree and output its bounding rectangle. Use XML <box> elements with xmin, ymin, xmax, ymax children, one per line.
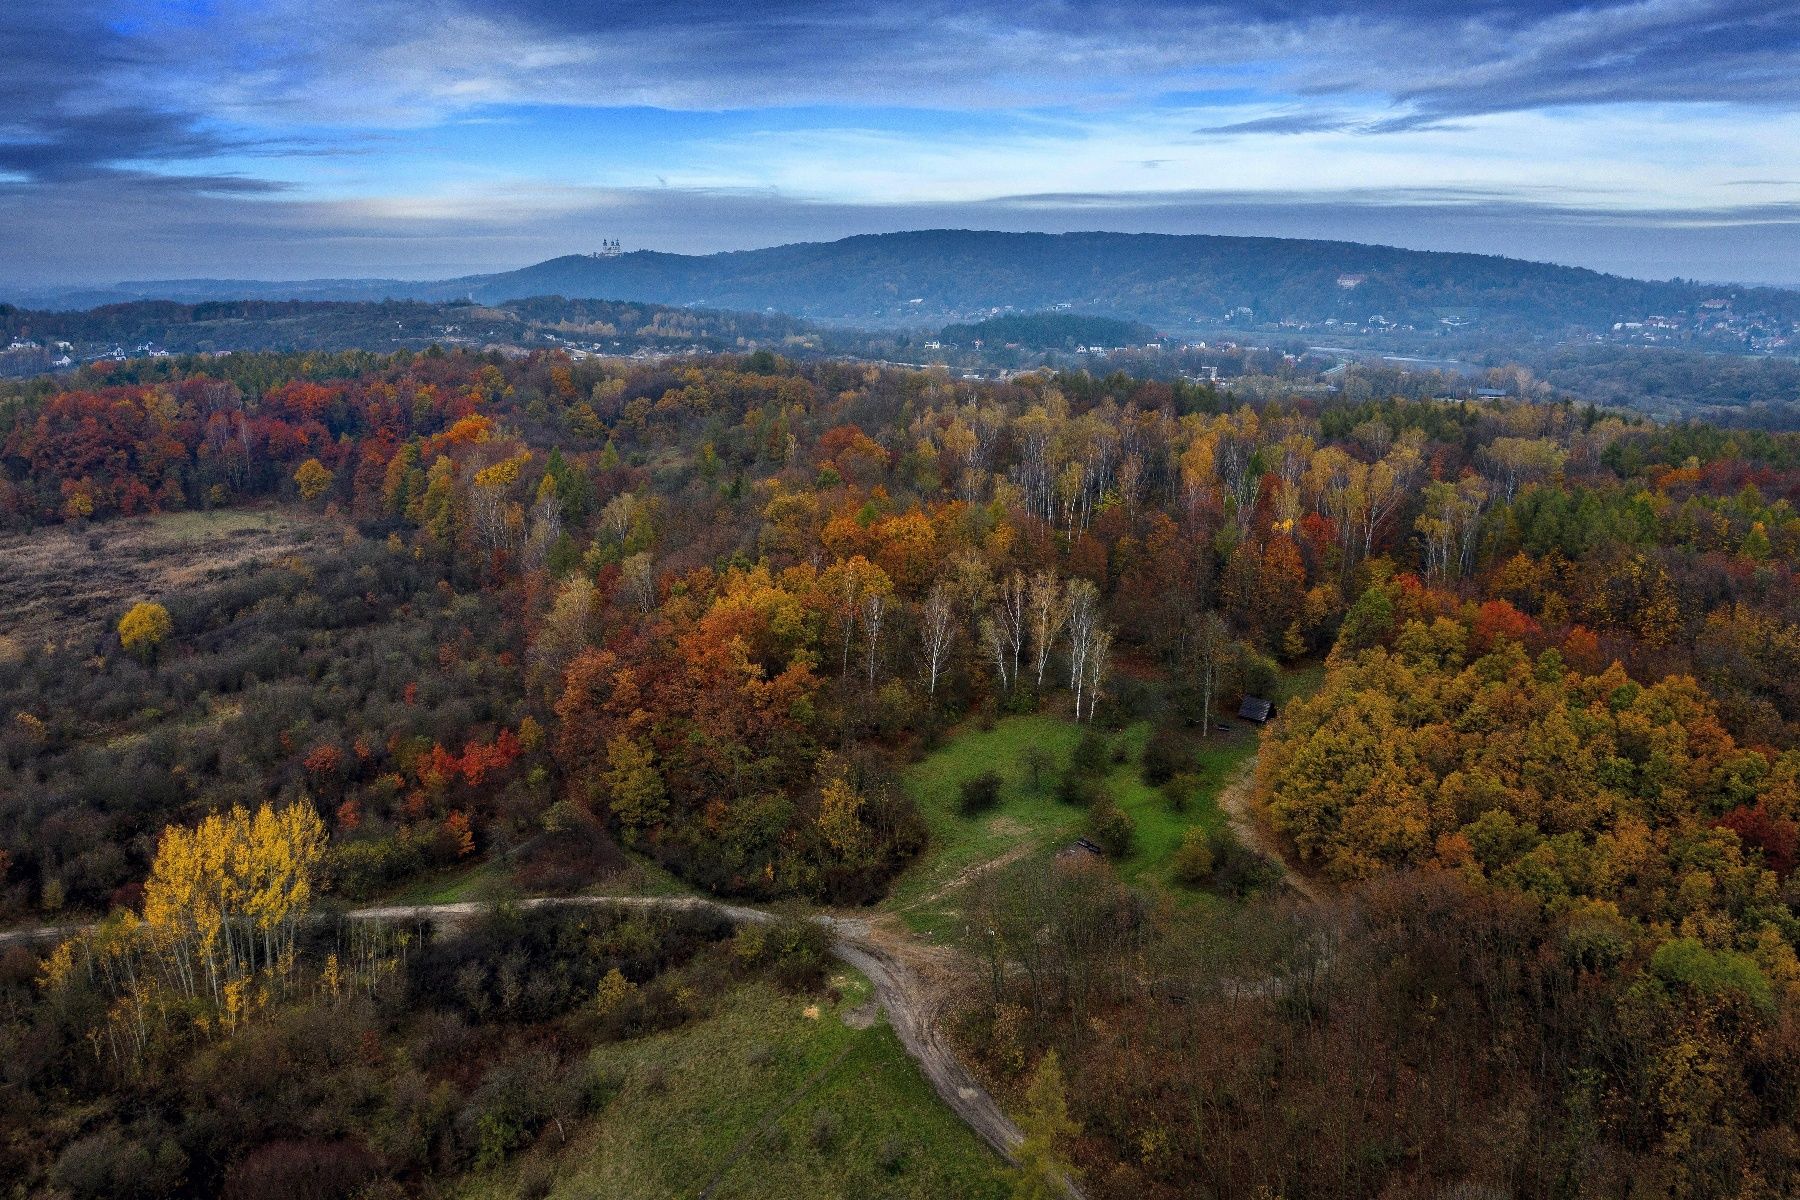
<box><xmin>1080</xmin><ymin>628</ymin><xmax>1112</xmax><ymax>722</ymax></box>
<box><xmin>919</xmin><ymin>582</ymin><xmax>956</xmax><ymax>696</ymax></box>
<box><xmin>1065</xmin><ymin>578</ymin><xmax>1101</xmax><ymax>713</ymax></box>
<box><xmin>1028</xmin><ymin>569</ymin><xmax>1069</xmax><ymax>688</ymax></box>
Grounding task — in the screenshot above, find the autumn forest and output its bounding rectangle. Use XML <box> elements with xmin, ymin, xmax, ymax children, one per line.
<box><xmin>2</xmin><ymin>342</ymin><xmax>1798</xmax><ymax>1199</ymax></box>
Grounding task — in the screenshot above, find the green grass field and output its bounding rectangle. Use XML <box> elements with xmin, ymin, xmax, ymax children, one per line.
<box><xmin>886</xmin><ymin>710</ymin><xmax>1260</xmax><ymax>934</ymax></box>
<box><xmin>458</xmin><ymin>973</ymin><xmax>1005</xmax><ymax>1200</ymax></box>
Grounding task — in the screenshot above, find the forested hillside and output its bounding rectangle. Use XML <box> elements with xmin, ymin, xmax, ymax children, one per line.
<box><xmin>2</xmin><ymin>344</ymin><xmax>1798</xmax><ymax>1196</ymax></box>
<box><xmin>15</xmin><ymin>231</ymin><xmax>1799</xmax><ymax>337</ymax></box>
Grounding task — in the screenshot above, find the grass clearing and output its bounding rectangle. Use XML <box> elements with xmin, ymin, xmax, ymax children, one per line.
<box><xmin>384</xmin><ymin>857</ymin><xmax>511</xmax><ymax>905</ymax></box>
<box><xmin>888</xmin><ymin>709</ymin><xmax>1261</xmax><ymax>933</ymax></box>
<box><xmin>459</xmin><ymin>974</ymin><xmax>1004</xmax><ymax>1200</ymax></box>
<box><xmin>0</xmin><ymin>504</ymin><xmax>326</xmax><ymax>649</ymax></box>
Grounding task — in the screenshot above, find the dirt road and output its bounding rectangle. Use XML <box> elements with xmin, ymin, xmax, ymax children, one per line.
<box><xmin>1216</xmin><ymin>756</ymin><xmax>1326</xmax><ymax>904</ymax></box>
<box><xmin>344</xmin><ymin>896</ymin><xmax>1051</xmax><ymax>1184</ymax></box>
<box><xmin>14</xmin><ymin>894</ymin><xmax>1069</xmax><ymax>1196</ymax></box>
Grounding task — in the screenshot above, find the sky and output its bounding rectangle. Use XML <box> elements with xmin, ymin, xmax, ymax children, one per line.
<box><xmin>3</xmin><ymin>0</ymin><xmax>1799</xmax><ymax>287</ymax></box>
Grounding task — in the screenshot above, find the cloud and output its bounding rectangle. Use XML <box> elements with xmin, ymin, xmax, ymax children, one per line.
<box><xmin>308</xmin><ymin>0</ymin><xmax>1800</xmax><ymax>120</ymax></box>
<box><xmin>0</xmin><ymin>106</ymin><xmax>241</xmax><ymax>182</ymax></box>
<box><xmin>3</xmin><ymin>0</ymin><xmax>1800</xmax><ymax>286</ymax></box>
<box><xmin>1197</xmin><ymin>111</ymin><xmax>1381</xmax><ymax>135</ymax></box>
<box><xmin>24</xmin><ymin>0</ymin><xmax>1798</xmax><ymax>131</ymax></box>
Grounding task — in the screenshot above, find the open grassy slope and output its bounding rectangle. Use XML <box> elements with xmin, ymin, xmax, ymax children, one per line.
<box><xmin>887</xmin><ymin>712</ymin><xmax>1254</xmax><ymax>935</ymax></box>
<box><xmin>458</xmin><ymin>973</ymin><xmax>1005</xmax><ymax>1200</ymax></box>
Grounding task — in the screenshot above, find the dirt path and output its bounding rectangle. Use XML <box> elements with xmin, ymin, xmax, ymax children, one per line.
<box><xmin>1216</xmin><ymin>756</ymin><xmax>1327</xmax><ymax>905</ymax></box>
<box><xmin>0</xmin><ymin>920</ymin><xmax>86</xmax><ymax>948</ymax></box>
<box><xmin>904</xmin><ymin>837</ymin><xmax>1035</xmax><ymax>913</ymax></box>
<box><xmin>169</xmin><ymin>894</ymin><xmax>1078</xmax><ymax>1198</ymax></box>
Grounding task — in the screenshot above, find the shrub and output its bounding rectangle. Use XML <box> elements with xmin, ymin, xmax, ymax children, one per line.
<box><xmin>1070</xmin><ymin>728</ymin><xmax>1110</xmax><ymax>776</ymax></box>
<box><xmin>1171</xmin><ymin>827</ymin><xmax>1215</xmax><ymax>886</ymax></box>
<box><xmin>763</xmin><ymin>916</ymin><xmax>832</xmax><ymax>992</ymax></box>
<box><xmin>461</xmin><ymin>1048</ymin><xmax>561</xmax><ymax>1168</ymax></box>
<box><xmin>1141</xmin><ymin>728</ymin><xmax>1193</xmax><ymax>787</ymax></box>
<box><xmin>1087</xmin><ymin>798</ymin><xmax>1135</xmax><ymax>858</ymax></box>
<box><xmin>877</xmin><ymin>1136</ymin><xmax>908</xmax><ymax>1175</ymax></box>
<box><xmin>1162</xmin><ymin>773</ymin><xmax>1198</xmax><ymax>813</ymax></box>
<box><xmin>959</xmin><ymin>769</ymin><xmax>1003</xmax><ymax>815</ymax></box>
<box><xmin>1021</xmin><ymin>746</ymin><xmax>1054</xmax><ymax>793</ymax></box>
<box><xmin>1003</xmin><ymin>685</ymin><xmax>1038</xmax><ymax>715</ymax></box>
<box><xmin>51</xmin><ymin>1131</ymin><xmax>164</xmax><ymax>1200</ymax></box>
<box><xmin>1205</xmin><ymin>828</ymin><xmax>1283</xmax><ymax>898</ymax></box>
<box><xmin>1055</xmin><ymin>771</ymin><xmax>1099</xmax><ymax>808</ymax></box>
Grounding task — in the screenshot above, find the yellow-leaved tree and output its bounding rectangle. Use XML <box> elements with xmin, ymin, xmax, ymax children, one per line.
<box><xmin>293</xmin><ymin>457</ymin><xmax>333</xmax><ymax>502</ymax></box>
<box><xmin>118</xmin><ymin>601</ymin><xmax>172</xmax><ymax>658</ymax></box>
<box><xmin>1006</xmin><ymin>1049</ymin><xmax>1082</xmax><ymax>1200</ymax></box>
<box><xmin>42</xmin><ymin>802</ymin><xmax>329</xmax><ymax>1059</ymax></box>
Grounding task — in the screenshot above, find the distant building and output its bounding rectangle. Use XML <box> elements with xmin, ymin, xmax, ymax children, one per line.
<box><xmin>1337</xmin><ymin>273</ymin><xmax>1367</xmax><ymax>289</ymax></box>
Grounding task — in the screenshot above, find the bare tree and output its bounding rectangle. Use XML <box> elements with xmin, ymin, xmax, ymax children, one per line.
<box><xmin>980</xmin><ymin>616</ymin><xmax>1011</xmax><ymax>690</ymax></box>
<box><xmin>470</xmin><ymin>482</ymin><xmax>512</xmax><ymax>557</ymax></box>
<box><xmin>1080</xmin><ymin>628</ymin><xmax>1112</xmax><ymax>722</ymax></box>
<box><xmin>919</xmin><ymin>582</ymin><xmax>957</xmax><ymax>697</ymax></box>
<box><xmin>1065</xmin><ymin>578</ymin><xmax>1101</xmax><ymax>712</ymax></box>
<box><xmin>992</xmin><ymin>570</ymin><xmax>1027</xmax><ymax>686</ymax></box>
<box><xmin>520</xmin><ymin>490</ymin><xmax>563</xmax><ymax>574</ymax></box>
<box><xmin>621</xmin><ymin>551</ymin><xmax>657</xmax><ymax>614</ymax></box>
<box><xmin>862</xmin><ymin>589</ymin><xmax>888</xmax><ymax>685</ymax></box>
<box><xmin>1192</xmin><ymin>610</ymin><xmax>1228</xmax><ymax>737</ymax></box>
<box><xmin>1028</xmin><ymin>569</ymin><xmax>1069</xmax><ymax>688</ymax></box>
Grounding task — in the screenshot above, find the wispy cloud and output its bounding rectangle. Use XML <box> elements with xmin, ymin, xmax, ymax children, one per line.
<box><xmin>3</xmin><ymin>0</ymin><xmax>1800</xmax><ymax>282</ymax></box>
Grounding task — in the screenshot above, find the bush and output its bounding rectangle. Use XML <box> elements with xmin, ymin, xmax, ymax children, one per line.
<box><xmin>1162</xmin><ymin>773</ymin><xmax>1198</xmax><ymax>813</ymax></box>
<box><xmin>1020</xmin><ymin>745</ymin><xmax>1054</xmax><ymax>793</ymax></box>
<box><xmin>1205</xmin><ymin>828</ymin><xmax>1283</xmax><ymax>898</ymax></box>
<box><xmin>958</xmin><ymin>769</ymin><xmax>1004</xmax><ymax>815</ymax></box>
<box><xmin>460</xmin><ymin>1048</ymin><xmax>561</xmax><ymax>1168</ymax></box>
<box><xmin>763</xmin><ymin>916</ymin><xmax>833</xmax><ymax>992</ymax></box>
<box><xmin>1002</xmin><ymin>685</ymin><xmax>1038</xmax><ymax>715</ymax></box>
<box><xmin>1171</xmin><ymin>827</ymin><xmax>1215</xmax><ymax>886</ymax></box>
<box><xmin>1141</xmin><ymin>728</ymin><xmax>1194</xmax><ymax>787</ymax></box>
<box><xmin>1055</xmin><ymin>771</ymin><xmax>1100</xmax><ymax>808</ymax></box>
<box><xmin>52</xmin><ymin>1130</ymin><xmax>178</xmax><ymax>1200</ymax></box>
<box><xmin>1087</xmin><ymin>798</ymin><xmax>1135</xmax><ymax>858</ymax></box>
<box><xmin>1070</xmin><ymin>728</ymin><xmax>1110</xmax><ymax>776</ymax></box>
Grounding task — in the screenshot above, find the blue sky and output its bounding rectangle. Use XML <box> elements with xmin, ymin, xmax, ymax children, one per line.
<box><xmin>3</xmin><ymin>0</ymin><xmax>1799</xmax><ymax>285</ymax></box>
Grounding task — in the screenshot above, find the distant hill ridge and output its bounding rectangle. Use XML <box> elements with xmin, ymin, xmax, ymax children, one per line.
<box><xmin>8</xmin><ymin>230</ymin><xmax>1798</xmax><ymax>335</ymax></box>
